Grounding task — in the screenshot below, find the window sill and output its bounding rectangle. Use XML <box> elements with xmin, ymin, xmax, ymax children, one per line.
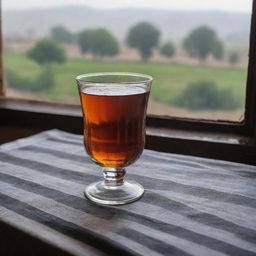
<box><xmin>1</xmin><ymin>97</ymin><xmax>256</xmax><ymax>165</ymax></box>
<box><xmin>146</xmin><ymin>127</ymin><xmax>256</xmax><ymax>165</ymax></box>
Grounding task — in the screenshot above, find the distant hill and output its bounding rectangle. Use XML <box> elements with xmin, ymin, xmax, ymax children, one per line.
<box><xmin>2</xmin><ymin>5</ymin><xmax>251</xmax><ymax>44</ymax></box>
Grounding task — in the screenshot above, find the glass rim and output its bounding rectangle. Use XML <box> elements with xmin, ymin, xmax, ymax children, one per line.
<box><xmin>76</xmin><ymin>72</ymin><xmax>153</xmax><ymax>84</ymax></box>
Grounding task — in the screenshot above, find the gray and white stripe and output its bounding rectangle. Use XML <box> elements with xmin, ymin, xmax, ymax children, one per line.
<box><xmin>0</xmin><ymin>129</ymin><xmax>256</xmax><ymax>256</ymax></box>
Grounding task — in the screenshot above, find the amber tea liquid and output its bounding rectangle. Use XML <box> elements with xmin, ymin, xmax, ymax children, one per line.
<box><xmin>80</xmin><ymin>85</ymin><xmax>149</xmax><ymax>168</ymax></box>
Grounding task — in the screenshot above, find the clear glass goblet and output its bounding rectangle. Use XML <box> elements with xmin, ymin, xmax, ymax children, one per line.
<box><xmin>76</xmin><ymin>72</ymin><xmax>152</xmax><ymax>205</ymax></box>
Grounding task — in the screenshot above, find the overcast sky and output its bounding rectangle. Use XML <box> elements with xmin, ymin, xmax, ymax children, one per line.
<box><xmin>3</xmin><ymin>0</ymin><xmax>252</xmax><ymax>12</ymax></box>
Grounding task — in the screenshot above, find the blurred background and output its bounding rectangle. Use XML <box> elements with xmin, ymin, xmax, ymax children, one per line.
<box><xmin>2</xmin><ymin>0</ymin><xmax>252</xmax><ymax>121</ymax></box>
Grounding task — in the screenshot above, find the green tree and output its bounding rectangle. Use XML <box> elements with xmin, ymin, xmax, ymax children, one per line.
<box><xmin>229</xmin><ymin>52</ymin><xmax>239</xmax><ymax>65</ymax></box>
<box><xmin>174</xmin><ymin>81</ymin><xmax>241</xmax><ymax>110</ymax></box>
<box><xmin>6</xmin><ymin>67</ymin><xmax>54</xmax><ymax>92</ymax></box>
<box><xmin>160</xmin><ymin>41</ymin><xmax>175</xmax><ymax>57</ymax></box>
<box><xmin>77</xmin><ymin>30</ymin><xmax>94</xmax><ymax>54</ymax></box>
<box><xmin>27</xmin><ymin>39</ymin><xmax>66</xmax><ymax>65</ymax></box>
<box><xmin>126</xmin><ymin>22</ymin><xmax>160</xmax><ymax>61</ymax></box>
<box><xmin>6</xmin><ymin>69</ymin><xmax>34</xmax><ymax>91</ymax></box>
<box><xmin>213</xmin><ymin>40</ymin><xmax>224</xmax><ymax>60</ymax></box>
<box><xmin>50</xmin><ymin>25</ymin><xmax>73</xmax><ymax>44</ymax></box>
<box><xmin>77</xmin><ymin>28</ymin><xmax>119</xmax><ymax>58</ymax></box>
<box><xmin>36</xmin><ymin>66</ymin><xmax>55</xmax><ymax>92</ymax></box>
<box><xmin>183</xmin><ymin>26</ymin><xmax>224</xmax><ymax>61</ymax></box>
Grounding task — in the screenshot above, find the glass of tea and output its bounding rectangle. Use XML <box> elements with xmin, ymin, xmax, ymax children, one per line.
<box><xmin>76</xmin><ymin>72</ymin><xmax>152</xmax><ymax>205</ymax></box>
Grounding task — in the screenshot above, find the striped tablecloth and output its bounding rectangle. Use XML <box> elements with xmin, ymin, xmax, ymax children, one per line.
<box><xmin>0</xmin><ymin>130</ymin><xmax>256</xmax><ymax>256</ymax></box>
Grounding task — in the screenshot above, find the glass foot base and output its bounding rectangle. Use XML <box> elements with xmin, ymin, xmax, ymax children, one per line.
<box><xmin>84</xmin><ymin>180</ymin><xmax>144</xmax><ymax>205</ymax></box>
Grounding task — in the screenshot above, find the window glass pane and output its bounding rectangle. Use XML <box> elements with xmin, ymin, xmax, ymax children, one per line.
<box><xmin>3</xmin><ymin>0</ymin><xmax>252</xmax><ymax>121</ymax></box>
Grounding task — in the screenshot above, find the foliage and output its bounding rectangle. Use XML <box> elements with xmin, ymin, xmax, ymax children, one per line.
<box><xmin>6</xmin><ymin>68</ymin><xmax>35</xmax><ymax>91</ymax></box>
<box><xmin>126</xmin><ymin>22</ymin><xmax>160</xmax><ymax>61</ymax></box>
<box><xmin>212</xmin><ymin>40</ymin><xmax>224</xmax><ymax>60</ymax></box>
<box><xmin>183</xmin><ymin>26</ymin><xmax>224</xmax><ymax>61</ymax></box>
<box><xmin>27</xmin><ymin>39</ymin><xmax>66</xmax><ymax>65</ymax></box>
<box><xmin>77</xmin><ymin>30</ymin><xmax>94</xmax><ymax>54</ymax></box>
<box><xmin>36</xmin><ymin>66</ymin><xmax>55</xmax><ymax>91</ymax></box>
<box><xmin>229</xmin><ymin>52</ymin><xmax>240</xmax><ymax>64</ymax></box>
<box><xmin>77</xmin><ymin>28</ymin><xmax>119</xmax><ymax>58</ymax></box>
<box><xmin>160</xmin><ymin>41</ymin><xmax>175</xmax><ymax>57</ymax></box>
<box><xmin>50</xmin><ymin>25</ymin><xmax>73</xmax><ymax>44</ymax></box>
<box><xmin>4</xmin><ymin>53</ymin><xmax>246</xmax><ymax>110</ymax></box>
<box><xmin>6</xmin><ymin>66</ymin><xmax>54</xmax><ymax>92</ymax></box>
<box><xmin>174</xmin><ymin>81</ymin><xmax>241</xmax><ymax>110</ymax></box>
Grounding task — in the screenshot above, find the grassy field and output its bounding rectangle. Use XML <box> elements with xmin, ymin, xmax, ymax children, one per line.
<box><xmin>4</xmin><ymin>52</ymin><xmax>247</xmax><ymax>106</ymax></box>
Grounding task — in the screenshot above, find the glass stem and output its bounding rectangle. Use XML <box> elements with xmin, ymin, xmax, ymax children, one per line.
<box><xmin>103</xmin><ymin>167</ymin><xmax>126</xmax><ymax>186</ymax></box>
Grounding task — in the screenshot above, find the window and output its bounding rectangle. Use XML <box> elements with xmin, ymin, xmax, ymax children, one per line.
<box><xmin>1</xmin><ymin>0</ymin><xmax>256</xmax><ymax>138</ymax></box>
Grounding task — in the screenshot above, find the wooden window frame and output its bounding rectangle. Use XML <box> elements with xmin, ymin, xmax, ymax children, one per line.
<box><xmin>0</xmin><ymin>1</ymin><xmax>256</xmax><ymax>165</ymax></box>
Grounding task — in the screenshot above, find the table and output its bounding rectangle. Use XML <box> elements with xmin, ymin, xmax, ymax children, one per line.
<box><xmin>0</xmin><ymin>129</ymin><xmax>256</xmax><ymax>256</ymax></box>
